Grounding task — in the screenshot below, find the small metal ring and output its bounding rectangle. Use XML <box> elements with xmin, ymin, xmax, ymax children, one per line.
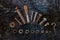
<box><xmin>41</xmin><ymin>30</ymin><xmax>44</xmax><ymax>33</ymax></box>
<box><xmin>31</xmin><ymin>30</ymin><xmax>35</xmax><ymax>34</ymax></box>
<box><xmin>9</xmin><ymin>22</ymin><xmax>15</xmax><ymax>28</ymax></box>
<box><xmin>35</xmin><ymin>30</ymin><xmax>40</xmax><ymax>34</ymax></box>
<box><xmin>13</xmin><ymin>29</ymin><xmax>17</xmax><ymax>33</ymax></box>
<box><xmin>25</xmin><ymin>30</ymin><xmax>30</xmax><ymax>34</ymax></box>
<box><xmin>19</xmin><ymin>29</ymin><xmax>23</xmax><ymax>34</ymax></box>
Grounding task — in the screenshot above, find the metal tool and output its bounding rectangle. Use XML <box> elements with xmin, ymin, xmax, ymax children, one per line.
<box><xmin>31</xmin><ymin>11</ymin><xmax>34</xmax><ymax>21</ymax></box>
<box><xmin>24</xmin><ymin>5</ymin><xmax>30</xmax><ymax>23</ymax></box>
<box><xmin>36</xmin><ymin>14</ymin><xmax>42</xmax><ymax>22</ymax></box>
<box><xmin>14</xmin><ymin>17</ymin><xmax>22</xmax><ymax>25</ymax></box>
<box><xmin>33</xmin><ymin>12</ymin><xmax>38</xmax><ymax>22</ymax></box>
<box><xmin>15</xmin><ymin>7</ymin><xmax>26</xmax><ymax>24</ymax></box>
<box><xmin>39</xmin><ymin>17</ymin><xmax>47</xmax><ymax>25</ymax></box>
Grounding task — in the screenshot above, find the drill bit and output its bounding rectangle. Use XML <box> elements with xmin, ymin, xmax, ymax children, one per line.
<box><xmin>15</xmin><ymin>7</ymin><xmax>26</xmax><ymax>24</ymax></box>
<box><xmin>24</xmin><ymin>5</ymin><xmax>30</xmax><ymax>23</ymax></box>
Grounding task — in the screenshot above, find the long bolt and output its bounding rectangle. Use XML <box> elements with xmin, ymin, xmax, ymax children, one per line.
<box><xmin>31</xmin><ymin>11</ymin><xmax>34</xmax><ymax>21</ymax></box>
<box><xmin>33</xmin><ymin>12</ymin><xmax>38</xmax><ymax>22</ymax></box>
<box><xmin>24</xmin><ymin>5</ymin><xmax>30</xmax><ymax>23</ymax></box>
<box><xmin>15</xmin><ymin>7</ymin><xmax>26</xmax><ymax>24</ymax></box>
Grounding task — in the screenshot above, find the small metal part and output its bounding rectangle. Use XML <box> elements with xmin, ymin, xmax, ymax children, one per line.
<box><xmin>35</xmin><ymin>30</ymin><xmax>40</xmax><ymax>34</ymax></box>
<box><xmin>24</xmin><ymin>5</ymin><xmax>28</xmax><ymax>11</ymax></box>
<box><xmin>24</xmin><ymin>5</ymin><xmax>30</xmax><ymax>23</ymax></box>
<box><xmin>51</xmin><ymin>22</ymin><xmax>56</xmax><ymax>26</ymax></box>
<box><xmin>51</xmin><ymin>22</ymin><xmax>56</xmax><ymax>32</ymax></box>
<box><xmin>49</xmin><ymin>31</ymin><xmax>52</xmax><ymax>33</ymax></box>
<box><xmin>19</xmin><ymin>29</ymin><xmax>23</xmax><ymax>34</ymax></box>
<box><xmin>9</xmin><ymin>22</ymin><xmax>15</xmax><ymax>28</ymax></box>
<box><xmin>36</xmin><ymin>14</ymin><xmax>42</xmax><ymax>22</ymax></box>
<box><xmin>15</xmin><ymin>7</ymin><xmax>26</xmax><ymax>24</ymax></box>
<box><xmin>41</xmin><ymin>30</ymin><xmax>44</xmax><ymax>33</ymax></box>
<box><xmin>13</xmin><ymin>29</ymin><xmax>17</xmax><ymax>33</ymax></box>
<box><xmin>25</xmin><ymin>30</ymin><xmax>30</xmax><ymax>34</ymax></box>
<box><xmin>31</xmin><ymin>30</ymin><xmax>35</xmax><ymax>34</ymax></box>
<box><xmin>33</xmin><ymin>12</ymin><xmax>38</xmax><ymax>22</ymax></box>
<box><xmin>45</xmin><ymin>30</ymin><xmax>49</xmax><ymax>34</ymax></box>
<box><xmin>14</xmin><ymin>17</ymin><xmax>22</xmax><ymax>25</ymax></box>
<box><xmin>39</xmin><ymin>17</ymin><xmax>47</xmax><ymax>25</ymax></box>
<box><xmin>44</xmin><ymin>22</ymin><xmax>49</xmax><ymax>26</ymax></box>
<box><xmin>31</xmin><ymin>11</ymin><xmax>34</xmax><ymax>21</ymax></box>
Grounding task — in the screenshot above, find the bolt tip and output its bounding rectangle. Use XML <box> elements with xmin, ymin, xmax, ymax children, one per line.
<box><xmin>24</xmin><ymin>5</ymin><xmax>28</xmax><ymax>10</ymax></box>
